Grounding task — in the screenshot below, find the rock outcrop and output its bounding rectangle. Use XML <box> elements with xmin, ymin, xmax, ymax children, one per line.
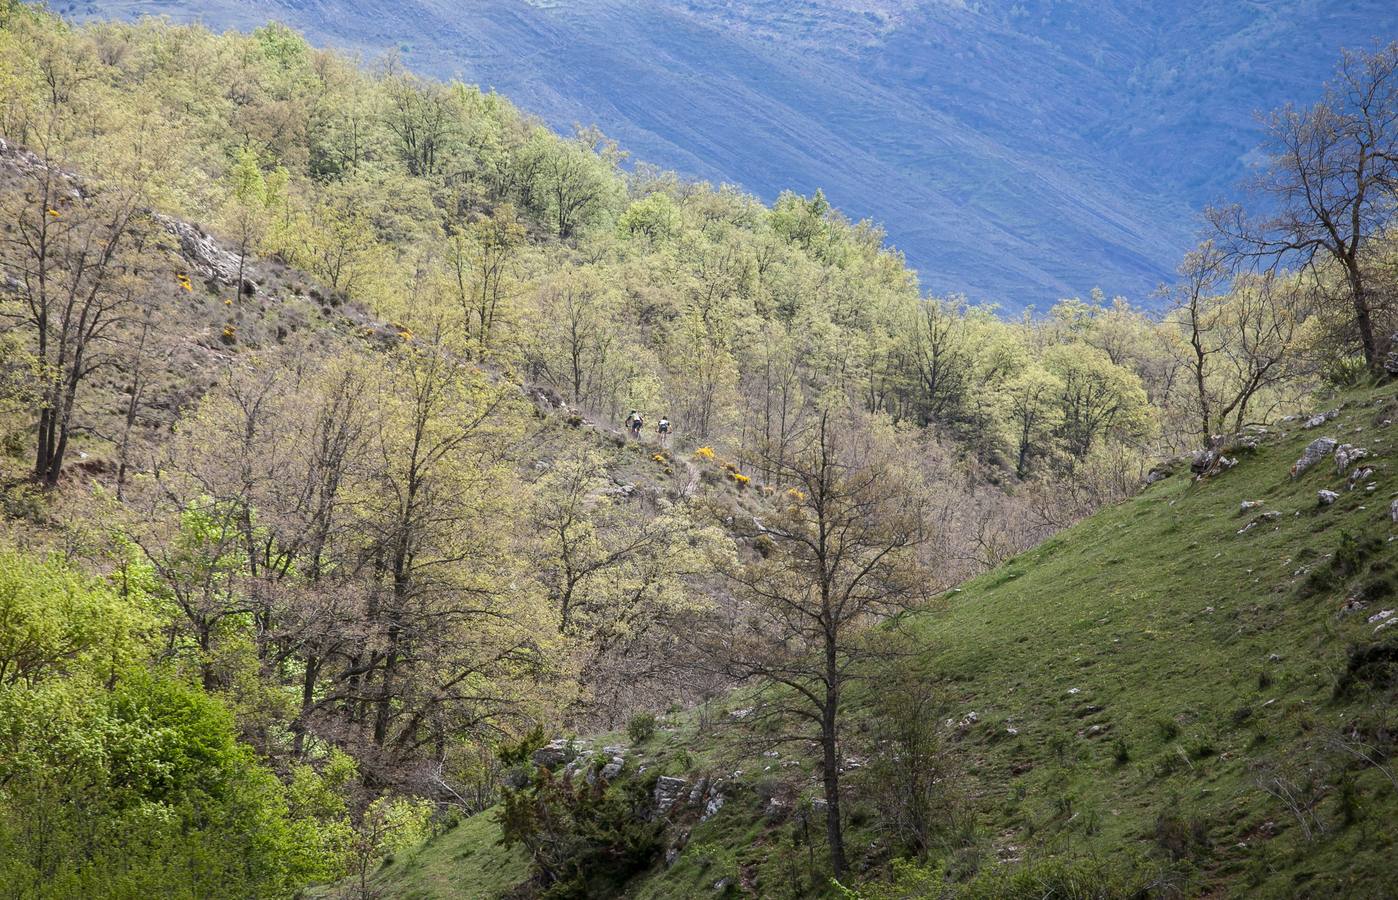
<box><xmin>1291</xmin><ymin>437</ymin><xmax>1338</xmax><ymax>478</ymax></box>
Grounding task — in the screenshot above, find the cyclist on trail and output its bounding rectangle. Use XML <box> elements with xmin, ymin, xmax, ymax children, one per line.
<box><xmin>631</xmin><ymin>413</ymin><xmax>644</xmax><ymax>439</ymax></box>
<box><xmin>625</xmin><ymin>410</ymin><xmax>638</xmax><ymax>436</ymax></box>
<box><xmin>657</xmin><ymin>416</ymin><xmax>671</xmax><ymax>447</ymax></box>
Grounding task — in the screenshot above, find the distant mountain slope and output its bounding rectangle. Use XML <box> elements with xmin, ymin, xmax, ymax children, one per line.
<box><xmin>79</xmin><ymin>0</ymin><xmax>1398</xmax><ymax>308</ymax></box>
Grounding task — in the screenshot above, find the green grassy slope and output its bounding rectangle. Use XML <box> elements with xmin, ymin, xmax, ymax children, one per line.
<box><xmin>349</xmin><ymin>384</ymin><xmax>1398</xmax><ymax>899</ymax></box>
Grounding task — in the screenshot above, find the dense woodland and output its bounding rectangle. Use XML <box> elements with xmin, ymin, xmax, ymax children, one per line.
<box><xmin>2</xmin><ymin>2</ymin><xmax>1397</xmax><ymax>895</ymax></box>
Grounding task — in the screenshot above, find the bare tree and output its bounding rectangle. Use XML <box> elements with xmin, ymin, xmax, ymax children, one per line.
<box><xmin>445</xmin><ymin>204</ymin><xmax>525</xmax><ymax>359</ymax></box>
<box><xmin>724</xmin><ymin>409</ymin><xmax>931</xmax><ymax>878</ymax></box>
<box><xmin>1208</xmin><ymin>42</ymin><xmax>1398</xmax><ymax>371</ymax></box>
<box><xmin>382</xmin><ymin>67</ymin><xmax>460</xmax><ymax>178</ymax></box>
<box><xmin>1</xmin><ymin>121</ymin><xmax>154</xmax><ymax>487</ymax></box>
<box><xmin>1169</xmin><ymin>246</ymin><xmax>1308</xmax><ymax>445</ymax></box>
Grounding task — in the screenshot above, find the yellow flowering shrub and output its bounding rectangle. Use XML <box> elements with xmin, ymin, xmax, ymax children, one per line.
<box><xmin>694</xmin><ymin>447</ymin><xmax>715</xmax><ymax>460</ymax></box>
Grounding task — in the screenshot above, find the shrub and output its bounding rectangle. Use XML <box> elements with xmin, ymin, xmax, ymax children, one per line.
<box><xmin>1155</xmin><ymin>718</ymin><xmax>1180</xmax><ymax>742</ymax></box>
<box><xmin>1153</xmin><ymin>810</ymin><xmax>1210</xmax><ymax>861</ymax></box>
<box><xmin>497</xmin><ymin>767</ymin><xmax>663</xmax><ymax>899</ymax></box>
<box><xmin>694</xmin><ymin>446</ymin><xmax>715</xmax><ymax>460</ymax></box>
<box><xmin>626</xmin><ymin>712</ymin><xmax>656</xmax><ymax>744</ymax></box>
<box><xmin>1334</xmin><ymin>639</ymin><xmax>1398</xmax><ymax>697</ymax></box>
<box><xmin>864</xmin><ymin>674</ymin><xmax>972</xmax><ymax>859</ymax></box>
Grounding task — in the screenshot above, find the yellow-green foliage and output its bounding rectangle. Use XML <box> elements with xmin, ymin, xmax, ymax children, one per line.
<box><xmin>0</xmin><ymin>4</ymin><xmax>1318</xmax><ymax>476</ymax></box>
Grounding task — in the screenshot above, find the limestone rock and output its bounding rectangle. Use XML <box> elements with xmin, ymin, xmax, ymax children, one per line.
<box><xmin>1335</xmin><ymin>444</ymin><xmax>1368</xmax><ymax>474</ymax></box>
<box><xmin>1290</xmin><ymin>437</ymin><xmax>1337</xmax><ymax>478</ymax></box>
<box><xmin>1385</xmin><ymin>341</ymin><xmax>1398</xmax><ymax>377</ymax></box>
<box><xmin>1339</xmin><ymin>597</ymin><xmax>1367</xmax><ymax>618</ymax></box>
<box><xmin>600</xmin><ymin>756</ymin><xmax>625</xmax><ymax>781</ymax></box>
<box><xmin>1318</xmin><ymin>490</ymin><xmax>1339</xmax><ymax>506</ymax></box>
<box><xmin>653</xmin><ymin>776</ymin><xmax>688</xmax><ymax>814</ymax></box>
<box><xmin>1348</xmin><ymin>466</ymin><xmax>1376</xmax><ymax>490</ymax></box>
<box><xmin>152</xmin><ymin>213</ymin><xmax>242</xmax><ymax>284</ymax></box>
<box><xmin>531</xmin><ymin>739</ymin><xmax>575</xmax><ymax>769</ymax></box>
<box><xmin>1145</xmin><ymin>456</ymin><xmax>1186</xmax><ymax>484</ymax></box>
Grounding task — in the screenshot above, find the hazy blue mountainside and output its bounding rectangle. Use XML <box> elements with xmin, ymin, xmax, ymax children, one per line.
<box><xmin>79</xmin><ymin>0</ymin><xmax>1398</xmax><ymax>307</ymax></box>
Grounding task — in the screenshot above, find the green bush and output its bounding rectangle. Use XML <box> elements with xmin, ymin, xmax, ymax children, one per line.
<box><xmin>627</xmin><ymin>711</ymin><xmax>657</xmax><ymax>744</ymax></box>
<box><xmin>497</xmin><ymin>766</ymin><xmax>664</xmax><ymax>898</ymax></box>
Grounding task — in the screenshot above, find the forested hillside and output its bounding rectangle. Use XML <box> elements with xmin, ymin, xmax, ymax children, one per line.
<box><xmin>362</xmin><ymin>383</ymin><xmax>1398</xmax><ymax>899</ymax></box>
<box><xmin>76</xmin><ymin>0</ymin><xmax>1398</xmax><ymax>306</ymax></box>
<box><xmin>2</xmin><ymin>2</ymin><xmax>1397</xmax><ymax>897</ymax></box>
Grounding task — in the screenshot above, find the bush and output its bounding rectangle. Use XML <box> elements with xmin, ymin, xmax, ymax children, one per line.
<box><xmin>1155</xmin><ymin>718</ymin><xmax>1180</xmax><ymax>742</ymax></box>
<box><xmin>497</xmin><ymin>767</ymin><xmax>663</xmax><ymax>899</ymax></box>
<box><xmin>863</xmin><ymin>673</ymin><xmax>972</xmax><ymax>859</ymax></box>
<box><xmin>1153</xmin><ymin>809</ymin><xmax>1210</xmax><ymax>861</ymax></box>
<box><xmin>626</xmin><ymin>712</ymin><xmax>656</xmax><ymax>744</ymax></box>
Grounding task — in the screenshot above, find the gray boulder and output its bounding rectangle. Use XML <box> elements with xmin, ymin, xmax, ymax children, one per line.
<box><xmin>1145</xmin><ymin>456</ymin><xmax>1186</xmax><ymax>484</ymax></box>
<box><xmin>1190</xmin><ymin>449</ymin><xmax>1220</xmax><ymax>477</ymax></box>
<box><xmin>1335</xmin><ymin>444</ymin><xmax>1368</xmax><ymax>474</ymax></box>
<box><xmin>531</xmin><ymin>739</ymin><xmax>576</xmax><ymax>769</ymax></box>
<box><xmin>1290</xmin><ymin>437</ymin><xmax>1338</xmax><ymax>478</ymax></box>
<box><xmin>653</xmin><ymin>776</ymin><xmax>688</xmax><ymax>814</ymax></box>
<box><xmin>1318</xmin><ymin>490</ymin><xmax>1339</xmax><ymax>506</ymax></box>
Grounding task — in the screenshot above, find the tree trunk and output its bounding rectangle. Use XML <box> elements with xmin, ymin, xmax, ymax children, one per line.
<box><xmin>1348</xmin><ymin>264</ymin><xmax>1379</xmax><ymax>370</ymax></box>
<box><xmin>34</xmin><ymin>406</ymin><xmax>52</xmax><ymax>481</ymax></box>
<box><xmin>822</xmin><ymin>635</ymin><xmax>847</xmax><ymax>878</ymax></box>
<box><xmin>291</xmin><ymin>654</ymin><xmax>322</xmax><ymax>758</ymax></box>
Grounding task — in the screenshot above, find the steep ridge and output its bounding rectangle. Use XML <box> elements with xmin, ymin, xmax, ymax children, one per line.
<box><xmin>353</xmin><ymin>383</ymin><xmax>1398</xmax><ymax>897</ymax></box>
